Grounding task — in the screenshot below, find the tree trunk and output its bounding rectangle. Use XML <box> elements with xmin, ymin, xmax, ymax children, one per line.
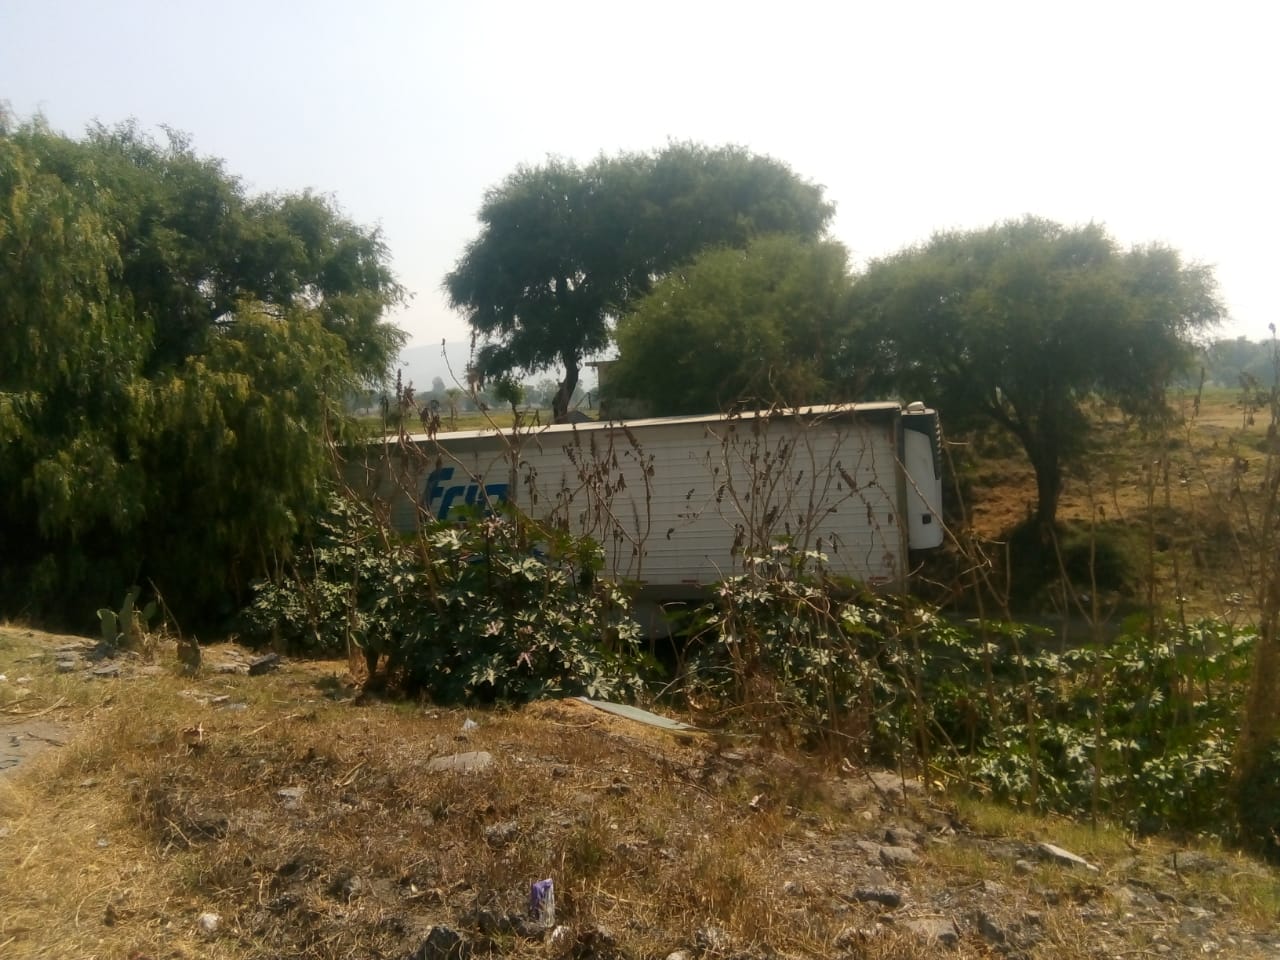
<box><xmin>552</xmin><ymin>355</ymin><xmax>580</xmax><ymax>424</ymax></box>
<box><xmin>1021</xmin><ymin>440</ymin><xmax>1062</xmax><ymax>534</ymax></box>
<box><xmin>1034</xmin><ymin>458</ymin><xmax>1062</xmax><ymax>533</ymax></box>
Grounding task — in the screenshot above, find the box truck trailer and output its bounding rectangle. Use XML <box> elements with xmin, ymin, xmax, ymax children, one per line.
<box><xmin>350</xmin><ymin>402</ymin><xmax>944</xmax><ymax>600</ymax></box>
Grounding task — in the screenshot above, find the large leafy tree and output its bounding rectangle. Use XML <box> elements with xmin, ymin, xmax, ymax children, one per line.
<box><xmin>851</xmin><ymin>217</ymin><xmax>1223</xmax><ymax>530</ymax></box>
<box><xmin>610</xmin><ymin>235</ymin><xmax>856</xmax><ymax>415</ymax></box>
<box><xmin>0</xmin><ymin>114</ymin><xmax>404</xmax><ymax>625</ymax></box>
<box><xmin>445</xmin><ymin>144</ymin><xmax>833</xmax><ymax>422</ymax></box>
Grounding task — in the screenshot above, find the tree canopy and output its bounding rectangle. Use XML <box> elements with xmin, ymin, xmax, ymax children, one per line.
<box><xmin>445</xmin><ymin>143</ymin><xmax>833</xmax><ymax>421</ymax></box>
<box><xmin>610</xmin><ymin>235</ymin><xmax>856</xmax><ymax>415</ymax></box>
<box><xmin>851</xmin><ymin>216</ymin><xmax>1223</xmax><ymax>530</ymax></box>
<box><xmin>0</xmin><ymin>113</ymin><xmax>405</xmax><ymax>626</ymax></box>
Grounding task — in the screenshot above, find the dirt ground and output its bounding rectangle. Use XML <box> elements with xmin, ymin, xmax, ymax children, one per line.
<box><xmin>2</xmin><ymin>626</ymin><xmax>1278</xmax><ymax>960</ymax></box>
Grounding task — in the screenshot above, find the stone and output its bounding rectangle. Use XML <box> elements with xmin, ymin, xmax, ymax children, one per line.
<box><xmin>1168</xmin><ymin>850</ymin><xmax>1224</xmax><ymax>874</ymax></box>
<box><xmin>664</xmin><ymin>951</ymin><xmax>692</xmax><ymax>960</ymax></box>
<box><xmin>426</xmin><ymin>751</ymin><xmax>494</xmax><ymax>774</ymax></box>
<box><xmin>1036</xmin><ymin>841</ymin><xmax>1099</xmax><ymax>872</ymax></box>
<box><xmin>575</xmin><ymin>924</ymin><xmax>620</xmax><ymax>959</ymax></box>
<box><xmin>197</xmin><ymin>911</ymin><xmax>220</xmax><ymax>935</ymax></box>
<box><xmin>865</xmin><ymin>770</ymin><xmax>924</xmax><ymax>797</ymax></box>
<box><xmin>694</xmin><ymin>924</ymin><xmax>730</xmax><ymax>955</ymax></box>
<box><xmin>483</xmin><ymin>820</ymin><xmax>519</xmax><ymax>847</ymax></box>
<box><xmin>547</xmin><ymin>925</ymin><xmax>574</xmax><ymax>958</ymax></box>
<box><xmin>878</xmin><ymin>844</ymin><xmax>918</xmax><ymax>866</ymax></box>
<box><xmin>55</xmin><ymin>659</ymin><xmax>77</xmax><ymax>673</ymax></box>
<box><xmin>904</xmin><ymin>917</ymin><xmax>959</xmax><ymax>947</ymax></box>
<box><xmin>884</xmin><ymin>826</ymin><xmax>917</xmax><ymax>846</ymax></box>
<box><xmin>92</xmin><ymin>663</ymin><xmax>121</xmax><ymax>678</ymax></box>
<box><xmin>407</xmin><ymin>924</ymin><xmax>471</xmax><ymax>960</ymax></box>
<box><xmin>1014</xmin><ymin>859</ymin><xmax>1037</xmax><ymax>875</ymax></box>
<box><xmin>850</xmin><ymin>886</ymin><xmax>903</xmax><ymax>908</ymax></box>
<box><xmin>976</xmin><ymin>911</ymin><xmax>1006</xmax><ymax>944</ymax></box>
<box><xmin>248</xmin><ymin>653</ymin><xmax>281</xmax><ymax>676</ymax></box>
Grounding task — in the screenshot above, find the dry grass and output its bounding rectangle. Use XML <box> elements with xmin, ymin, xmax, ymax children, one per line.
<box><xmin>957</xmin><ymin>387</ymin><xmax>1276</xmax><ymax>619</ymax></box>
<box><xmin>3</xmin><ymin>627</ymin><xmax>1279</xmax><ymax>959</ymax></box>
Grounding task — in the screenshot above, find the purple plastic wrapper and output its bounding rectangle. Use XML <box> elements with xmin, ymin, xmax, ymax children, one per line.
<box><xmin>529</xmin><ymin>878</ymin><xmax>555</xmax><ymax>925</ymax></box>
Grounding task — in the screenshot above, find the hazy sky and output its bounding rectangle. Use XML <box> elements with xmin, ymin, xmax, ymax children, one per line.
<box><xmin>3</xmin><ymin>0</ymin><xmax>1274</xmax><ymax>351</ymax></box>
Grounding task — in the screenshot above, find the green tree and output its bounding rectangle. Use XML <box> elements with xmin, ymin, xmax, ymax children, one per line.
<box><xmin>611</xmin><ymin>235</ymin><xmax>856</xmax><ymax>415</ymax></box>
<box><xmin>0</xmin><ymin>114</ymin><xmax>404</xmax><ymax>625</ymax></box>
<box><xmin>445</xmin><ymin>144</ymin><xmax>832</xmax><ymax>422</ymax></box>
<box><xmin>851</xmin><ymin>217</ymin><xmax>1223</xmax><ymax>530</ymax></box>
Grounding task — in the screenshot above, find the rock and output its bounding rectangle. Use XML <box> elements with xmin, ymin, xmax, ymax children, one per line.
<box><xmin>463</xmin><ymin>906</ymin><xmax>522</xmax><ymax>936</ymax></box>
<box><xmin>407</xmin><ymin>924</ymin><xmax>471</xmax><ymax>960</ymax></box>
<box><xmin>91</xmin><ymin>663</ymin><xmax>121</xmax><ymax>678</ymax></box>
<box><xmin>1014</xmin><ymin>859</ymin><xmax>1037</xmax><ymax>875</ymax></box>
<box><xmin>277</xmin><ymin>786</ymin><xmax>305</xmax><ymax>809</ymax></box>
<box><xmin>483</xmin><ymin>820</ymin><xmax>519</xmax><ymax>847</ymax></box>
<box><xmin>903</xmin><ymin>917</ymin><xmax>959</xmax><ymax>947</ymax></box>
<box><xmin>976</xmin><ymin>911</ymin><xmax>1006</xmax><ymax>944</ymax></box>
<box><xmin>865</xmin><ymin>770</ymin><xmax>924</xmax><ymax>797</ymax></box>
<box><xmin>1168</xmin><ymin>850</ymin><xmax>1224</xmax><ymax>874</ymax></box>
<box><xmin>850</xmin><ymin>886</ymin><xmax>903</xmax><ymax>908</ymax></box>
<box><xmin>878</xmin><ymin>844</ymin><xmax>918</xmax><ymax>867</ymax></box>
<box><xmin>833</xmin><ymin>926</ymin><xmax>878</xmax><ymax>948</ymax></box>
<box><xmin>1036</xmin><ymin>841</ymin><xmax>1099</xmax><ymax>872</ymax></box>
<box><xmin>426</xmin><ymin>751</ymin><xmax>493</xmax><ymax>774</ymax></box>
<box><xmin>574</xmin><ymin>924</ymin><xmax>620</xmax><ymax>959</ymax></box>
<box><xmin>327</xmin><ymin>869</ymin><xmax>361</xmax><ymax>902</ymax></box>
<box><xmin>884</xmin><ymin>826</ymin><xmax>917</xmax><ymax>846</ymax></box>
<box><xmin>665</xmin><ymin>951</ymin><xmax>692</xmax><ymax>960</ymax></box>
<box><xmin>248</xmin><ymin>653</ymin><xmax>281</xmax><ymax>676</ymax></box>
<box><xmin>547</xmin><ymin>925</ymin><xmax>574</xmax><ymax>957</ymax></box>
<box><xmin>694</xmin><ymin>924</ymin><xmax>730</xmax><ymax>955</ymax></box>
<box><xmin>197</xmin><ymin>911</ymin><xmax>220</xmax><ymax>935</ymax></box>
<box><xmin>55</xmin><ymin>659</ymin><xmax>77</xmax><ymax>673</ymax></box>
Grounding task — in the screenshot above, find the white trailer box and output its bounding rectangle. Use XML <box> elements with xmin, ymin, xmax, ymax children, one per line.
<box><xmin>351</xmin><ymin>402</ymin><xmax>943</xmax><ymax>597</ymax></box>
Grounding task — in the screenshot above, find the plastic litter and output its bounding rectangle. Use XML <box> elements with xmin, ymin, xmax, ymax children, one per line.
<box><xmin>530</xmin><ymin>878</ymin><xmax>555</xmax><ymax>927</ymax></box>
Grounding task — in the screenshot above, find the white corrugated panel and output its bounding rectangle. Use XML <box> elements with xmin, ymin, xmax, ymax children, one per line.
<box><xmin>352</xmin><ymin>405</ymin><xmax>906</xmax><ymax>591</ymax></box>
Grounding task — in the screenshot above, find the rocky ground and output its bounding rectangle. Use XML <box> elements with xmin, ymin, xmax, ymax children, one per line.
<box><xmin>1</xmin><ymin>628</ymin><xmax>1277</xmax><ymax>959</ymax></box>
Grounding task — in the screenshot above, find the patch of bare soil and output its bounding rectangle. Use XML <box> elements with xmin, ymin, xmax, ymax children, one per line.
<box><xmin>0</xmin><ymin>719</ymin><xmax>69</xmax><ymax>779</ymax></box>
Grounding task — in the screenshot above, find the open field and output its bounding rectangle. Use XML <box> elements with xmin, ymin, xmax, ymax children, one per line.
<box><xmin>944</xmin><ymin>386</ymin><xmax>1276</xmax><ymax>623</ymax></box>
<box><xmin>2</xmin><ymin>626</ymin><xmax>1279</xmax><ymax>960</ymax></box>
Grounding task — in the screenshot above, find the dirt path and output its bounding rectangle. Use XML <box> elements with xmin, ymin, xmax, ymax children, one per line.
<box><xmin>0</xmin><ymin>716</ymin><xmax>70</xmax><ymax>777</ymax></box>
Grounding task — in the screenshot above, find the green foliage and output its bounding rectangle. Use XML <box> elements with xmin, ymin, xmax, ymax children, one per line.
<box><xmin>851</xmin><ymin>216</ymin><xmax>1224</xmax><ymax>528</ymax></box>
<box><xmin>611</xmin><ymin>236</ymin><xmax>855</xmax><ymax>415</ymax></box>
<box><xmin>0</xmin><ymin>115</ymin><xmax>405</xmax><ymax>627</ymax></box>
<box><xmin>446</xmin><ymin>143</ymin><xmax>833</xmax><ymax>421</ymax></box>
<box><xmin>1001</xmin><ymin>519</ymin><xmax>1145</xmax><ymax>605</ymax></box>
<box><xmin>243</xmin><ymin>493</ymin><xmax>647</xmax><ymax>704</ymax></box>
<box><xmin>97</xmin><ymin>586</ymin><xmax>158</xmax><ymax>650</ymax></box>
<box><xmin>687</xmin><ymin>543</ymin><xmax>1255</xmax><ymax>838</ymax></box>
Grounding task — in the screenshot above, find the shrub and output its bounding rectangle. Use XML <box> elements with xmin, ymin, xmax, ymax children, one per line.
<box><xmin>685</xmin><ymin>542</ymin><xmax>1256</xmax><ymax>839</ymax></box>
<box><xmin>242</xmin><ymin>492</ymin><xmax>646</xmax><ymax>704</ymax></box>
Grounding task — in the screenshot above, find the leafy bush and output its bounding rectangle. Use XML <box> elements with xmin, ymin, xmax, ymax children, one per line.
<box><xmin>243</xmin><ymin>492</ymin><xmax>646</xmax><ymax>704</ymax></box>
<box><xmin>686</xmin><ymin>542</ymin><xmax>1256</xmax><ymax>839</ymax></box>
